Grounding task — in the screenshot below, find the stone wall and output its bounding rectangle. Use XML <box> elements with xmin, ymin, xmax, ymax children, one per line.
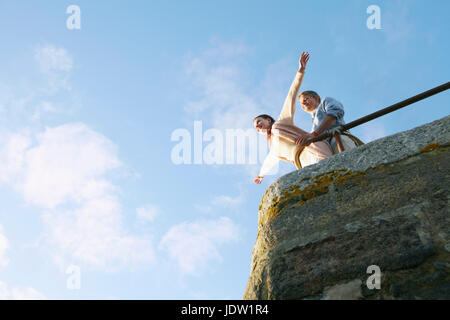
<box><xmin>244</xmin><ymin>115</ymin><xmax>450</xmax><ymax>300</ymax></box>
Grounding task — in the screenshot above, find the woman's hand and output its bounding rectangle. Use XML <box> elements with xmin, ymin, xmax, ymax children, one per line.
<box><xmin>254</xmin><ymin>176</ymin><xmax>264</xmax><ymax>184</ymax></box>
<box><xmin>299</xmin><ymin>51</ymin><xmax>310</xmax><ymax>73</ymax></box>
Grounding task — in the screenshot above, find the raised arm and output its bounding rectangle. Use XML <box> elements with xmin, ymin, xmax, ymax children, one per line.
<box><xmin>278</xmin><ymin>52</ymin><xmax>310</xmax><ymax>122</ymax></box>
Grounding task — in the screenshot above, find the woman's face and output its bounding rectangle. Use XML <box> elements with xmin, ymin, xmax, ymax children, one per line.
<box><xmin>254</xmin><ymin>117</ymin><xmax>272</xmax><ymax>135</ymax></box>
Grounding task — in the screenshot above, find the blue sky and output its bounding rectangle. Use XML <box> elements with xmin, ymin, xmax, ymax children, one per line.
<box><xmin>0</xmin><ymin>0</ymin><xmax>448</xmax><ymax>299</ymax></box>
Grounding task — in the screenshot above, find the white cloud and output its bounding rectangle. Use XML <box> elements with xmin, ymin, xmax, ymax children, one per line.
<box><xmin>0</xmin><ymin>281</ymin><xmax>46</xmax><ymax>300</ymax></box>
<box><xmin>1</xmin><ymin>45</ymin><xmax>154</xmax><ymax>272</ymax></box>
<box><xmin>0</xmin><ymin>226</ymin><xmax>9</xmax><ymax>269</ymax></box>
<box><xmin>195</xmin><ymin>184</ymin><xmax>247</xmax><ymax>216</ymax></box>
<box><xmin>0</xmin><ymin>84</ymin><xmax>33</xmax><ymax>127</ymax></box>
<box><xmin>356</xmin><ymin>121</ymin><xmax>388</xmax><ymax>143</ymax></box>
<box><xmin>136</xmin><ymin>204</ymin><xmax>159</xmax><ymax>222</ymax></box>
<box><xmin>34</xmin><ymin>45</ymin><xmax>73</xmax><ymax>74</ymax></box>
<box><xmin>159</xmin><ymin>217</ymin><xmax>239</xmax><ymax>275</ymax></box>
<box><xmin>0</xmin><ymin>123</ymin><xmax>154</xmax><ymax>271</ymax></box>
<box><xmin>41</xmin><ymin>200</ymin><xmax>154</xmax><ymax>272</ymax></box>
<box><xmin>181</xmin><ymin>40</ymin><xmax>302</xmax><ymax>179</ymax></box>
<box><xmin>0</xmin><ymin>44</ymin><xmax>75</xmax><ymax>130</ymax></box>
<box><xmin>183</xmin><ymin>41</ymin><xmax>309</xmax><ymax>131</ymax></box>
<box><xmin>194</xmin><ymin>204</ymin><xmax>213</xmax><ymax>214</ymax></box>
<box><xmin>211</xmin><ymin>193</ymin><xmax>244</xmax><ymax>209</ymax></box>
<box><xmin>183</xmin><ymin>41</ymin><xmax>260</xmax><ymax>131</ymax></box>
<box><xmin>34</xmin><ymin>44</ymin><xmax>74</xmax><ymax>92</ymax></box>
<box><xmin>32</xmin><ymin>101</ymin><xmax>59</xmax><ymax>120</ymax></box>
<box><xmin>18</xmin><ymin>123</ymin><xmax>120</xmax><ymax>209</ymax></box>
<box><xmin>382</xmin><ymin>3</ymin><xmax>413</xmax><ymax>45</ymax></box>
<box><xmin>201</xmin><ymin>38</ymin><xmax>249</xmax><ymax>60</ymax></box>
<box><xmin>0</xmin><ymin>130</ymin><xmax>31</xmax><ymax>185</ymax></box>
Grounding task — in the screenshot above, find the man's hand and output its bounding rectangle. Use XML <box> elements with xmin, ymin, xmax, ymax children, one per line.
<box><xmin>296</xmin><ymin>133</ymin><xmax>315</xmax><ymax>146</ymax></box>
<box><xmin>313</xmin><ymin>115</ymin><xmax>337</xmax><ymax>137</ymax></box>
<box><xmin>254</xmin><ymin>176</ymin><xmax>263</xmax><ymax>184</ymax></box>
<box><xmin>299</xmin><ymin>51</ymin><xmax>310</xmax><ymax>73</ymax></box>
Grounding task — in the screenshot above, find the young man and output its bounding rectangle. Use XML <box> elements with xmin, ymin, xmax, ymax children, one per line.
<box><xmin>296</xmin><ymin>91</ymin><xmax>360</xmax><ymax>154</ymax></box>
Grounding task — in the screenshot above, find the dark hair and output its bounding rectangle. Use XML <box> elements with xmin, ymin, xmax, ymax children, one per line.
<box><xmin>253</xmin><ymin>114</ymin><xmax>275</xmax><ymax>124</ymax></box>
<box><xmin>299</xmin><ymin>90</ymin><xmax>320</xmax><ymax>101</ymax></box>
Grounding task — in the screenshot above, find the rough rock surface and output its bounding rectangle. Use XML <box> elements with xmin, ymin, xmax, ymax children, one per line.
<box><xmin>244</xmin><ymin>115</ymin><xmax>450</xmax><ymax>300</ymax></box>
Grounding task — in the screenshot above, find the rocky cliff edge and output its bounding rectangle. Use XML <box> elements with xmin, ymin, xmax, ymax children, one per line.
<box><xmin>244</xmin><ymin>115</ymin><xmax>450</xmax><ymax>299</ymax></box>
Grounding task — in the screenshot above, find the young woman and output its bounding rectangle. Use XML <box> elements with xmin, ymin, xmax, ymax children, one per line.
<box><xmin>253</xmin><ymin>52</ymin><xmax>333</xmax><ymax>184</ymax></box>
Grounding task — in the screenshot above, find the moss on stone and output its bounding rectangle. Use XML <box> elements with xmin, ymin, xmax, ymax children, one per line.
<box><xmin>420</xmin><ymin>142</ymin><xmax>440</xmax><ymax>153</ymax></box>
<box><xmin>259</xmin><ymin>169</ymin><xmax>370</xmax><ymax>228</ymax></box>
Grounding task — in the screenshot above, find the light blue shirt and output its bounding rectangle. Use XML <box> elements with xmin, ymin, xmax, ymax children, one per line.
<box><xmin>311</xmin><ymin>97</ymin><xmax>346</xmax><ymax>143</ymax></box>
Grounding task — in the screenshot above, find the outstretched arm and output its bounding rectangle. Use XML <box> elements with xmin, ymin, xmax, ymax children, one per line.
<box><xmin>254</xmin><ymin>153</ymin><xmax>280</xmax><ymax>184</ymax></box>
<box><xmin>278</xmin><ymin>52</ymin><xmax>310</xmax><ymax>122</ymax></box>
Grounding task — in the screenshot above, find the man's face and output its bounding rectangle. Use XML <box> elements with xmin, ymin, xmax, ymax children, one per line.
<box><xmin>299</xmin><ymin>94</ymin><xmax>320</xmax><ymax>113</ymax></box>
<box><xmin>254</xmin><ymin>117</ymin><xmax>272</xmax><ymax>135</ymax></box>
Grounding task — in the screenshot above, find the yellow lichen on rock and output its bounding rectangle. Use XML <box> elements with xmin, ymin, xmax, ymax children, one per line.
<box><xmin>259</xmin><ymin>169</ymin><xmax>369</xmax><ymax>228</ymax></box>
<box><xmin>420</xmin><ymin>142</ymin><xmax>440</xmax><ymax>153</ymax></box>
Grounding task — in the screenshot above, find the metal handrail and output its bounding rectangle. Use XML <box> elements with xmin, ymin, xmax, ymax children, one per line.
<box><xmin>303</xmin><ymin>81</ymin><xmax>450</xmax><ymax>145</ymax></box>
